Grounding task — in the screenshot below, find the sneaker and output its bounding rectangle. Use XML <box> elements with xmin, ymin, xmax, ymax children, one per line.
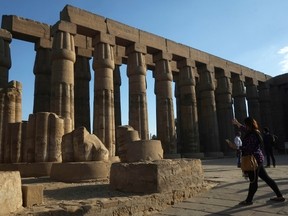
<box><xmin>270</xmin><ymin>197</ymin><xmax>285</xmax><ymax>202</ymax></box>
<box><xmin>239</xmin><ymin>200</ymin><xmax>253</xmax><ymax>205</ymax></box>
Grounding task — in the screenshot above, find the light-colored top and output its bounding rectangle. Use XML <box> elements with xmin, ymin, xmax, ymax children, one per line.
<box><xmin>234</xmin><ymin>136</ymin><xmax>242</xmax><ymax>149</ymax></box>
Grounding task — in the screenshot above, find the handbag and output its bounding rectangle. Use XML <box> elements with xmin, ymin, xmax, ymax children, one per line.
<box><xmin>241</xmin><ymin>155</ymin><xmax>258</xmax><ymax>172</ymax></box>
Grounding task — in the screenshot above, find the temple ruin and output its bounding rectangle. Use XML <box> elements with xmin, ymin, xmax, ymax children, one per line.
<box><xmin>0</xmin><ymin>4</ymin><xmax>288</xmax><ymax>166</ymax></box>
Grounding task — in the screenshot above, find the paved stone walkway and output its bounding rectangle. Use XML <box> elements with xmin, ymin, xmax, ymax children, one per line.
<box><xmin>153</xmin><ymin>154</ymin><xmax>288</xmax><ymax>216</ymax></box>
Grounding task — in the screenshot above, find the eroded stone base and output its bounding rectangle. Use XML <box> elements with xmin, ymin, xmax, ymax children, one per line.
<box><xmin>110</xmin><ymin>159</ymin><xmax>204</xmax><ymax>193</ymax></box>
<box><xmin>0</xmin><ymin>162</ymin><xmax>53</xmax><ymax>177</ymax></box>
<box><xmin>50</xmin><ymin>161</ymin><xmax>111</xmax><ymax>182</ymax></box>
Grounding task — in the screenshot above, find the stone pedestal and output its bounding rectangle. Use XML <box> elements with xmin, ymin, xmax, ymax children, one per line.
<box><xmin>110</xmin><ymin>159</ymin><xmax>203</xmax><ymax>193</ymax></box>
<box><xmin>0</xmin><ymin>162</ymin><xmax>53</xmax><ymax>177</ymax></box>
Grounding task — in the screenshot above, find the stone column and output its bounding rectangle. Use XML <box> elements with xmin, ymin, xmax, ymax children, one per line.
<box><xmin>2</xmin><ymin>81</ymin><xmax>22</xmax><ymax>163</ymax></box>
<box><xmin>153</xmin><ymin>52</ymin><xmax>176</xmax><ymax>155</ymax></box>
<box><xmin>50</xmin><ymin>21</ymin><xmax>76</xmax><ymax>134</ymax></box>
<box><xmin>92</xmin><ymin>33</ymin><xmax>115</xmax><ymax>157</ymax></box>
<box><xmin>114</xmin><ymin>64</ymin><xmax>122</xmax><ymax>128</ymax></box>
<box><xmin>0</xmin><ymin>29</ymin><xmax>11</xmax><ymax>88</ymax></box>
<box><xmin>232</xmin><ymin>74</ymin><xmax>247</xmax><ymax>122</ymax></box>
<box><xmin>197</xmin><ymin>64</ymin><xmax>222</xmax><ymax>157</ymax></box>
<box><xmin>215</xmin><ymin>68</ymin><xmax>234</xmax><ymax>155</ymax></box>
<box><xmin>177</xmin><ymin>59</ymin><xmax>202</xmax><ymax>158</ymax></box>
<box><xmin>126</xmin><ymin>43</ymin><xmax>149</xmax><ymax>140</ymax></box>
<box><xmin>0</xmin><ymin>90</ymin><xmax>4</xmax><ymax>162</ymax></box>
<box><xmin>5</xmin><ymin>122</ymin><xmax>27</xmax><ymax>163</ymax></box>
<box><xmin>23</xmin><ymin>112</ymin><xmax>64</xmax><ymax>162</ymax></box>
<box><xmin>74</xmin><ymin>50</ymin><xmax>91</xmax><ymax>131</ymax></box>
<box><xmin>33</xmin><ymin>40</ymin><xmax>52</xmax><ymax>113</ymax></box>
<box><xmin>258</xmin><ymin>82</ymin><xmax>272</xmax><ymax>130</ymax></box>
<box><xmin>246</xmin><ymin>78</ymin><xmax>261</xmax><ymax>124</ymax></box>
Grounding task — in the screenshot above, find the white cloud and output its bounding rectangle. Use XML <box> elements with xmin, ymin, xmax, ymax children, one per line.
<box><xmin>278</xmin><ymin>46</ymin><xmax>288</xmax><ymax>73</ymax></box>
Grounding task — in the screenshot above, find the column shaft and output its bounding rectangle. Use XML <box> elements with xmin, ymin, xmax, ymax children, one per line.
<box><xmin>232</xmin><ymin>76</ymin><xmax>247</xmax><ymax>121</ymax></box>
<box><xmin>33</xmin><ymin>47</ymin><xmax>52</xmax><ymax>113</ymax></box>
<box><xmin>51</xmin><ymin>22</ymin><xmax>76</xmax><ymax>134</ymax></box>
<box><xmin>246</xmin><ymin>79</ymin><xmax>261</xmax><ymax>123</ymax></box>
<box><xmin>198</xmin><ymin>64</ymin><xmax>222</xmax><ymax>157</ymax></box>
<box><xmin>258</xmin><ymin>82</ymin><xmax>272</xmax><ymax>130</ymax></box>
<box><xmin>178</xmin><ymin>60</ymin><xmax>201</xmax><ymax>157</ymax></box>
<box><xmin>114</xmin><ymin>64</ymin><xmax>122</xmax><ymax>128</ymax></box>
<box><xmin>127</xmin><ymin>44</ymin><xmax>149</xmax><ymax>139</ymax></box>
<box><xmin>93</xmin><ymin>37</ymin><xmax>115</xmax><ymax>157</ymax></box>
<box><xmin>215</xmin><ymin>70</ymin><xmax>234</xmax><ymax>155</ymax></box>
<box><xmin>154</xmin><ymin>52</ymin><xmax>176</xmax><ymax>155</ymax></box>
<box><xmin>74</xmin><ymin>55</ymin><xmax>91</xmax><ymax>131</ymax></box>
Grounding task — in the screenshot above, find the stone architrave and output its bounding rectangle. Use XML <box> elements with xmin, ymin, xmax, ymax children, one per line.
<box><xmin>0</xmin><ymin>29</ymin><xmax>12</xmax><ymax>88</ymax></box>
<box><xmin>258</xmin><ymin>82</ymin><xmax>273</xmax><ymax>129</ymax></box>
<box><xmin>126</xmin><ymin>43</ymin><xmax>149</xmax><ymax>140</ymax></box>
<box><xmin>153</xmin><ymin>52</ymin><xmax>177</xmax><ymax>155</ymax></box>
<box><xmin>61</xmin><ymin>126</ymin><xmax>109</xmax><ymax>162</ymax></box>
<box><xmin>246</xmin><ymin>78</ymin><xmax>261</xmax><ymax>124</ymax></box>
<box><xmin>92</xmin><ymin>33</ymin><xmax>116</xmax><ymax>157</ymax></box>
<box><xmin>197</xmin><ymin>64</ymin><xmax>222</xmax><ymax>157</ymax></box>
<box><xmin>23</xmin><ymin>112</ymin><xmax>64</xmax><ymax>163</ymax></box>
<box><xmin>232</xmin><ymin>75</ymin><xmax>247</xmax><ymax>122</ymax></box>
<box><xmin>50</xmin><ymin>21</ymin><xmax>76</xmax><ymax>134</ymax></box>
<box><xmin>74</xmin><ymin>55</ymin><xmax>91</xmax><ymax>131</ymax></box>
<box><xmin>215</xmin><ymin>69</ymin><xmax>234</xmax><ymax>155</ymax></box>
<box><xmin>178</xmin><ymin>59</ymin><xmax>202</xmax><ymax>157</ymax></box>
<box><xmin>33</xmin><ymin>46</ymin><xmax>52</xmax><ymax>113</ymax></box>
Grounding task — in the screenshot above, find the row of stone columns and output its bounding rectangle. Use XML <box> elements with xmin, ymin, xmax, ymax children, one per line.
<box><xmin>0</xmin><ymin>22</ymin><xmax>271</xmax><ymax>161</ymax></box>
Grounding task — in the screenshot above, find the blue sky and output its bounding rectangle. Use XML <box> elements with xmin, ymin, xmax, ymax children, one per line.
<box><xmin>1</xmin><ymin>0</ymin><xmax>288</xmax><ymax>135</ymax></box>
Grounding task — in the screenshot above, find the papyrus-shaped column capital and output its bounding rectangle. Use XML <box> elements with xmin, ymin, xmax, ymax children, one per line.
<box><xmin>93</xmin><ymin>42</ymin><xmax>115</xmax><ymax>71</ymax></box>
<box><xmin>0</xmin><ymin>29</ymin><xmax>12</xmax><ymax>88</ymax></box>
<box><xmin>231</xmin><ymin>74</ymin><xmax>246</xmax><ymax>97</ymax></box>
<box><xmin>51</xmin><ymin>21</ymin><xmax>76</xmax><ymax>62</ymax></box>
<box><xmin>198</xmin><ymin>64</ymin><xmax>215</xmax><ymax>92</ymax></box>
<box><xmin>178</xmin><ymin>59</ymin><xmax>196</xmax><ymax>87</ymax></box>
<box><xmin>215</xmin><ymin>69</ymin><xmax>232</xmax><ymax>95</ymax></box>
<box><xmin>0</xmin><ymin>29</ymin><xmax>12</xmax><ymax>69</ymax></box>
<box><xmin>153</xmin><ymin>52</ymin><xmax>173</xmax><ymax>82</ymax></box>
<box><xmin>245</xmin><ymin>77</ymin><xmax>259</xmax><ymax>99</ymax></box>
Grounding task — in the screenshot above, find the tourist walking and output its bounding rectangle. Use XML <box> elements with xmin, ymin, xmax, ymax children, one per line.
<box><xmin>263</xmin><ymin>127</ymin><xmax>276</xmax><ymax>168</ymax></box>
<box><xmin>232</xmin><ymin>117</ymin><xmax>285</xmax><ymax>205</ymax></box>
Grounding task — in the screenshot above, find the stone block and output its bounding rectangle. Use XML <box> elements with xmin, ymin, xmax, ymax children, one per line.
<box><xmin>60</xmin><ymin>5</ymin><xmax>106</xmax><ymax>36</ymax></box>
<box><xmin>22</xmin><ymin>184</ymin><xmax>44</xmax><ymax>207</ymax></box>
<box><xmin>139</xmin><ymin>30</ymin><xmax>166</xmax><ymax>51</ymax></box>
<box><xmin>0</xmin><ymin>171</ymin><xmax>22</xmax><ymax>215</ymax></box>
<box><xmin>106</xmin><ymin>18</ymin><xmax>139</xmax><ymax>43</ymax></box>
<box><xmin>0</xmin><ymin>162</ymin><xmax>53</xmax><ymax>177</ymax></box>
<box><xmin>110</xmin><ymin>159</ymin><xmax>204</xmax><ymax>193</ymax></box>
<box><xmin>1</xmin><ymin>15</ymin><xmax>51</xmax><ymax>41</ymax></box>
<box><xmin>50</xmin><ymin>161</ymin><xmax>111</xmax><ymax>182</ymax></box>
<box><xmin>166</xmin><ymin>40</ymin><xmax>190</xmax><ymax>58</ymax></box>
